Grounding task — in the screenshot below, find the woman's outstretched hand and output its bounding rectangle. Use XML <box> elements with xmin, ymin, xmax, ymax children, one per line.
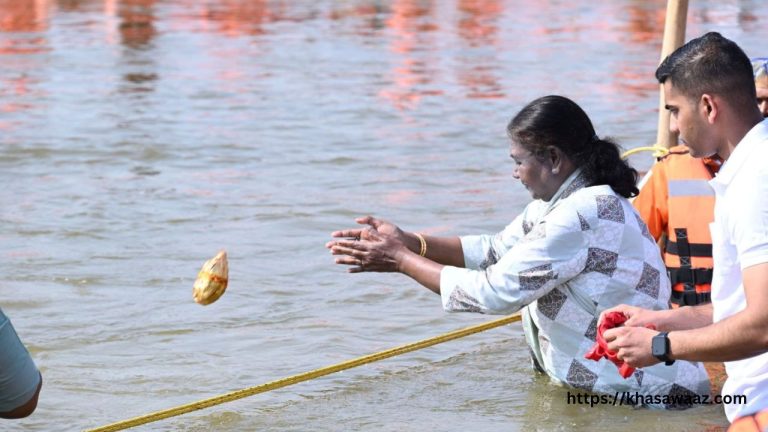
<box><xmin>328</xmin><ymin>216</ymin><xmax>405</xmax><ymax>242</ymax></box>
<box><xmin>326</xmin><ymin>216</ymin><xmax>409</xmax><ymax>273</ymax></box>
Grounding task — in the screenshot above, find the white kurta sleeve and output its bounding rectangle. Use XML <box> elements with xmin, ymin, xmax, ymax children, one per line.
<box><xmin>440</xmin><ymin>207</ymin><xmax>589</xmax><ymax>314</ymax></box>
<box><xmin>460</xmin><ymin>212</ymin><xmax>528</xmax><ymax>270</ymax></box>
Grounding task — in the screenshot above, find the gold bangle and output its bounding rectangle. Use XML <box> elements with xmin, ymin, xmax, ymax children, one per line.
<box><xmin>414</xmin><ymin>232</ymin><xmax>427</xmax><ymax>257</ymax></box>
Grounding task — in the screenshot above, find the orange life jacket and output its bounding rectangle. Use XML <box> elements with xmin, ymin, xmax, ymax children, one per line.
<box><xmin>633</xmin><ymin>145</ymin><xmax>722</xmax><ymax>306</ymax></box>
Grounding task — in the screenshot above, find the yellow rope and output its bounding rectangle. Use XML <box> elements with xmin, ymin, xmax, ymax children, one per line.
<box><xmin>621</xmin><ymin>145</ymin><xmax>669</xmax><ymax>159</ymax></box>
<box><xmin>84</xmin><ymin>314</ymin><xmax>522</xmax><ymax>432</ymax></box>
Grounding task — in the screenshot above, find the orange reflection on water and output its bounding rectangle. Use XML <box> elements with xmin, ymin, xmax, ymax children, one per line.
<box><xmin>456</xmin><ymin>0</ymin><xmax>504</xmax><ymax>99</ymax></box>
<box><xmin>328</xmin><ymin>3</ymin><xmax>386</xmax><ymax>37</ymax></box>
<box><xmin>0</xmin><ymin>76</ymin><xmax>35</xmax><ymax>114</ymax></box>
<box><xmin>0</xmin><ymin>76</ymin><xmax>39</xmax><ymax>132</ymax></box>
<box><xmin>457</xmin><ymin>0</ymin><xmax>501</xmax><ymax>45</ymax></box>
<box><xmin>0</xmin><ymin>0</ymin><xmax>762</xmax><ymax>120</ymax></box>
<box><xmin>378</xmin><ymin>0</ymin><xmax>442</xmax><ymax>111</ymax></box>
<box><xmin>0</xmin><ymin>0</ymin><xmax>48</xmax><ymax>126</ymax></box>
<box><xmin>0</xmin><ymin>0</ymin><xmax>49</xmax><ymax>54</ymax></box>
<box><xmin>609</xmin><ymin>3</ymin><xmax>665</xmax><ymax>101</ymax></box>
<box><xmin>624</xmin><ymin>2</ymin><xmax>665</xmax><ymax>44</ymax></box>
<box><xmin>56</xmin><ymin>0</ymin><xmax>94</xmax><ymax>13</ymax></box>
<box><xmin>117</xmin><ymin>0</ymin><xmax>157</xmax><ymax>48</ymax></box>
<box><xmin>199</xmin><ymin>0</ymin><xmax>273</xmax><ymax>37</ymax></box>
<box><xmin>0</xmin><ymin>0</ymin><xmax>48</xmax><ymax>32</ymax></box>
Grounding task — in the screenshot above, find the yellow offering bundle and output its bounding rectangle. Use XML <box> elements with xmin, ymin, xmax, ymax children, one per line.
<box><xmin>193</xmin><ymin>250</ymin><xmax>229</xmax><ymax>305</ymax></box>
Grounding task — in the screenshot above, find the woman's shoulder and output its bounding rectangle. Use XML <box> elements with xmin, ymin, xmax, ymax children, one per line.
<box><xmin>570</xmin><ymin>183</ymin><xmax>618</xmax><ymax>197</ymax></box>
<box><xmin>552</xmin><ymin>185</ymin><xmax>633</xmax><ymax>226</ymax></box>
<box><xmin>559</xmin><ymin>184</ymin><xmax>623</xmax><ymax>206</ymax></box>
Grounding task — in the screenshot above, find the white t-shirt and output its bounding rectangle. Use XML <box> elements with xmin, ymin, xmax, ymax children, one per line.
<box><xmin>709</xmin><ymin>118</ymin><xmax>768</xmax><ymax>421</ymax></box>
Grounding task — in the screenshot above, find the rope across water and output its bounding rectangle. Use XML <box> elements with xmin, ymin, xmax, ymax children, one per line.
<box><xmin>85</xmin><ymin>314</ymin><xmax>522</xmax><ymax>432</ymax></box>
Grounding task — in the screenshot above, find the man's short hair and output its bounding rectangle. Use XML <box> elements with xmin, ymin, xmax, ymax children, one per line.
<box><xmin>656</xmin><ymin>32</ymin><xmax>755</xmax><ymax>110</ymax></box>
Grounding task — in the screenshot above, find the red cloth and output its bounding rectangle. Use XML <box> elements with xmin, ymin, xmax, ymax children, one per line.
<box><xmin>584</xmin><ymin>312</ymin><xmax>655</xmax><ymax>379</ymax></box>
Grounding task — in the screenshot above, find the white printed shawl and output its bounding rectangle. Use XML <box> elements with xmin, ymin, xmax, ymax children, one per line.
<box><xmin>439</xmin><ymin>169</ymin><xmax>711</xmax><ymax>408</ymax></box>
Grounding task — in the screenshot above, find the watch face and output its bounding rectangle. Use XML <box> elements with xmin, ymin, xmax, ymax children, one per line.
<box><xmin>652</xmin><ymin>334</ymin><xmax>667</xmax><ymax>357</ymax></box>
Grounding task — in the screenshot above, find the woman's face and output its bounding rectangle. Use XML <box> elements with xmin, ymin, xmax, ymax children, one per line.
<box><xmin>509</xmin><ymin>140</ymin><xmax>559</xmax><ymax>201</ymax></box>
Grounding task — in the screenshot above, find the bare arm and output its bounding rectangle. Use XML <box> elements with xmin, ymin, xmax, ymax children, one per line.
<box><xmin>605</xmin><ymin>263</ymin><xmax>768</xmax><ymax>367</ymax></box>
<box><xmin>411</xmin><ymin>233</ymin><xmax>464</xmax><ymax>268</ymax></box>
<box><xmin>328</xmin><ymin>229</ymin><xmax>445</xmax><ymax>294</ymax></box>
<box><xmin>669</xmin><ymin>262</ymin><xmax>768</xmax><ymax>362</ymax></box>
<box><xmin>394</xmin><ymin>250</ymin><xmax>444</xmax><ymax>294</ymax></box>
<box><xmin>327</xmin><ymin>215</ymin><xmax>468</xmax><ymax>294</ymax></box>
<box><xmin>328</xmin><ymin>216</ymin><xmax>465</xmax><ymax>267</ymax></box>
<box><xmin>600</xmin><ymin>302</ymin><xmax>713</xmax><ymax>332</ymax></box>
<box><xmin>650</xmin><ymin>303</ymin><xmax>713</xmax><ymax>331</ymax></box>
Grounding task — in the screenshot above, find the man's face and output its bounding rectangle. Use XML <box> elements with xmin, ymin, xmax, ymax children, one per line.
<box><xmin>664</xmin><ymin>81</ymin><xmax>717</xmax><ymax>158</ymax></box>
<box><xmin>754</xmin><ymin>60</ymin><xmax>768</xmax><ymax>117</ymax></box>
<box><xmin>756</xmin><ymin>84</ymin><xmax>768</xmax><ymax>118</ymax></box>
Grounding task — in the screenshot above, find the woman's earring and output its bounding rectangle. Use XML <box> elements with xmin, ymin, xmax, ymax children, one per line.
<box><xmin>552</xmin><ymin>168</ymin><xmax>559</xmax><ymax>174</ymax></box>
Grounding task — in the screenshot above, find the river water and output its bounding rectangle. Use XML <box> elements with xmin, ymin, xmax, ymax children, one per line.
<box><xmin>1</xmin><ymin>1</ymin><xmax>765</xmax><ymax>431</ymax></box>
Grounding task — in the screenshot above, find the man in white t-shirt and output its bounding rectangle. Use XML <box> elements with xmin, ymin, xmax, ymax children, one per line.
<box><xmin>601</xmin><ymin>32</ymin><xmax>768</xmax><ymax>428</ymax></box>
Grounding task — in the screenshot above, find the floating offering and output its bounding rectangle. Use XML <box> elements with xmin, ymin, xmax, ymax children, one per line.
<box><xmin>192</xmin><ymin>250</ymin><xmax>229</xmax><ymax>305</ymax></box>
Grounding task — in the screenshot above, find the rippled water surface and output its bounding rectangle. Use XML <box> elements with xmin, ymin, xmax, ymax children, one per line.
<box><xmin>1</xmin><ymin>1</ymin><xmax>766</xmax><ymax>431</ymax></box>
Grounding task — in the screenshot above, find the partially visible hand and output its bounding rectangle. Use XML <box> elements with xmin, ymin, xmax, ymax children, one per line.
<box><xmin>603</xmin><ymin>326</ymin><xmax>660</xmax><ymax>368</ymax></box>
<box><xmin>358</xmin><ymin>216</ymin><xmax>404</xmax><ymax>239</ymax></box>
<box><xmin>599</xmin><ymin>304</ymin><xmax>662</xmax><ymax>329</ymax></box>
<box><xmin>325</xmin><ymin>215</ymin><xmax>405</xmax><ymax>245</ymax></box>
<box><xmin>328</xmin><ymin>226</ymin><xmax>409</xmax><ymax>273</ymax></box>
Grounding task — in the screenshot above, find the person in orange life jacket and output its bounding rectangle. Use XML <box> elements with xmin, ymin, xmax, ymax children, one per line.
<box><xmin>632</xmin><ymin>148</ymin><xmax>721</xmax><ymax>307</ymax></box>
<box><xmin>601</xmin><ymin>32</ymin><xmax>768</xmax><ymax>428</ymax></box>
<box><xmin>754</xmin><ymin>57</ymin><xmax>768</xmax><ymax>118</ymax></box>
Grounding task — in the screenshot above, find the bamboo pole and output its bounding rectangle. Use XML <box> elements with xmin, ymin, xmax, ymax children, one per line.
<box><xmin>655</xmin><ymin>0</ymin><xmax>689</xmax><ymax>149</ymax></box>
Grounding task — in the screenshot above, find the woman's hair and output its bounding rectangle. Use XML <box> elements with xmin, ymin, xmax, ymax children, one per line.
<box><xmin>506</xmin><ymin>95</ymin><xmax>638</xmax><ymax>198</ymax></box>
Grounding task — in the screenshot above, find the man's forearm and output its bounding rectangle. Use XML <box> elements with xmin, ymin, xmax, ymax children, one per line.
<box><xmin>658</xmin><ymin>303</ymin><xmax>713</xmax><ymax>331</ymax></box>
<box><xmin>669</xmin><ymin>308</ymin><xmax>768</xmax><ymax>362</ymax></box>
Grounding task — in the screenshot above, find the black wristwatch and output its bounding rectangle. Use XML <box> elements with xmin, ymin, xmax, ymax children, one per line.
<box><xmin>652</xmin><ymin>332</ymin><xmax>675</xmax><ymax>366</ymax></box>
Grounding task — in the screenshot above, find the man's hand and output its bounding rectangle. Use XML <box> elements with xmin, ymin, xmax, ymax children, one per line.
<box><xmin>603</xmin><ymin>326</ymin><xmax>661</xmax><ymax>368</ymax></box>
<box><xmin>599</xmin><ymin>304</ymin><xmax>662</xmax><ymax>328</ymax></box>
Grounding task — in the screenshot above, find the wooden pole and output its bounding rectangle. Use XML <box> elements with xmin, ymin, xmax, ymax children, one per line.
<box><xmin>655</xmin><ymin>0</ymin><xmax>689</xmax><ymax>149</ymax></box>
